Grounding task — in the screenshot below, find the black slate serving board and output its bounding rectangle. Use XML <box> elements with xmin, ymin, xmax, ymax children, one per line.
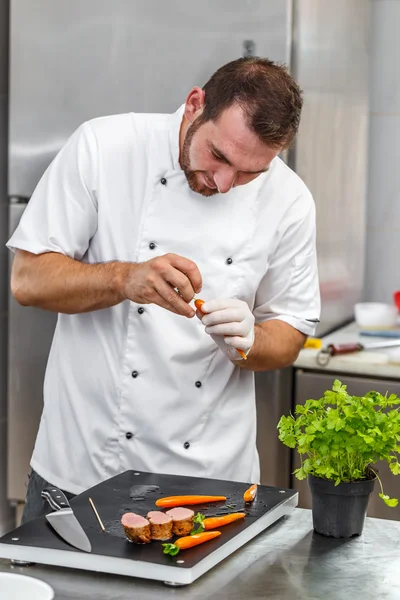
<box><xmin>0</xmin><ymin>470</ymin><xmax>297</xmax><ymax>584</ymax></box>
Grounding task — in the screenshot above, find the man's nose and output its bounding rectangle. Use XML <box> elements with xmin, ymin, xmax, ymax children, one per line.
<box><xmin>214</xmin><ymin>168</ymin><xmax>236</xmax><ymax>194</ymax></box>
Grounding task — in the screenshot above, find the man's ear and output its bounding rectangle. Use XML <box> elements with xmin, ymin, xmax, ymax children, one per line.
<box><xmin>184</xmin><ymin>87</ymin><xmax>205</xmax><ymax>123</ymax></box>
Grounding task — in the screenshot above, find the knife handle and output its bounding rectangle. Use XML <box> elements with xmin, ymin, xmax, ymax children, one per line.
<box><xmin>41</xmin><ymin>487</ymin><xmax>71</xmax><ymax>511</ymax></box>
<box><xmin>328</xmin><ymin>343</ymin><xmax>363</xmax><ymax>356</ymax></box>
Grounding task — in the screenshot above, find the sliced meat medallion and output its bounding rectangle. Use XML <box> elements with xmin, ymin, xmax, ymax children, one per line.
<box><xmin>147</xmin><ymin>511</ymin><xmax>173</xmax><ymax>540</ymax></box>
<box><xmin>166</xmin><ymin>507</ymin><xmax>195</xmax><ymax>536</ymax></box>
<box><xmin>121</xmin><ymin>512</ymin><xmax>151</xmax><ymax>544</ymax></box>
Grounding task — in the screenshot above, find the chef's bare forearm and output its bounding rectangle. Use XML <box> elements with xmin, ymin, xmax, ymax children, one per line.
<box><xmin>234</xmin><ymin>320</ymin><xmax>306</xmax><ymax>371</ymax></box>
<box><xmin>11</xmin><ymin>250</ymin><xmax>131</xmax><ymax>313</ymax></box>
<box><xmin>11</xmin><ymin>249</ymin><xmax>201</xmax><ymax>317</ymax></box>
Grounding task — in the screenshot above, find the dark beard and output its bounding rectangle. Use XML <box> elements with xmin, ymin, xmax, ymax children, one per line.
<box><xmin>180</xmin><ymin>118</ymin><xmax>219</xmax><ymax>197</ymax></box>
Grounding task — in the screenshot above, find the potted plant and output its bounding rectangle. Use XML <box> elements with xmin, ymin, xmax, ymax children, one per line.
<box><xmin>277</xmin><ymin>379</ymin><xmax>400</xmax><ymax>538</ymax></box>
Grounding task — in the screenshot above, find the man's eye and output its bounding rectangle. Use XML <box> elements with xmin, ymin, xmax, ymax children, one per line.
<box><xmin>211</xmin><ymin>152</ymin><xmax>221</xmax><ymax>161</ymax></box>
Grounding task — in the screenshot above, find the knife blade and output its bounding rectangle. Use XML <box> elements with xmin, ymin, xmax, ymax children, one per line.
<box><xmin>41</xmin><ymin>486</ymin><xmax>92</xmax><ymax>553</ymax></box>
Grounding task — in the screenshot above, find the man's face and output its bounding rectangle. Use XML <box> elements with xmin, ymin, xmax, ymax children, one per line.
<box><xmin>180</xmin><ymin>104</ymin><xmax>280</xmax><ymax>197</ymax></box>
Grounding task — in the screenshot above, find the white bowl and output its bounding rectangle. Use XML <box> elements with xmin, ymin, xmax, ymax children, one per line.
<box><xmin>0</xmin><ymin>573</ymin><xmax>54</xmax><ymax>600</ymax></box>
<box><xmin>354</xmin><ymin>302</ymin><xmax>398</xmax><ymax>329</ymax></box>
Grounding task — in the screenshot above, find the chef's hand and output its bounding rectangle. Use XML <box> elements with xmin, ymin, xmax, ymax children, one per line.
<box><xmin>197</xmin><ymin>299</ymin><xmax>255</xmax><ymax>360</ymax></box>
<box><xmin>122</xmin><ymin>253</ymin><xmax>202</xmax><ymax>318</ymax></box>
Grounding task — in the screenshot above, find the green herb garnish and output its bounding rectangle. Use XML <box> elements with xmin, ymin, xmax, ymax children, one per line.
<box><xmin>162</xmin><ymin>543</ymin><xmax>179</xmax><ymax>556</ymax></box>
<box><xmin>190</xmin><ymin>512</ymin><xmax>205</xmax><ymax>535</ymax></box>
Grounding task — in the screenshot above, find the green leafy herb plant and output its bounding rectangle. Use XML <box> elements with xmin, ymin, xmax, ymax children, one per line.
<box><xmin>277</xmin><ymin>379</ymin><xmax>400</xmax><ymax>507</ymax></box>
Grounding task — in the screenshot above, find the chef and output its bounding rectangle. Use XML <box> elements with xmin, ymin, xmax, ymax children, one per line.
<box><xmin>7</xmin><ymin>56</ymin><xmax>320</xmax><ymax>523</ymax></box>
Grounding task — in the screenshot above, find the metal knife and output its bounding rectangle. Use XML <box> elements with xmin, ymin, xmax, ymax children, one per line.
<box><xmin>41</xmin><ymin>486</ymin><xmax>92</xmax><ymax>553</ymax></box>
<box><xmin>317</xmin><ymin>339</ymin><xmax>400</xmax><ymax>366</ymax></box>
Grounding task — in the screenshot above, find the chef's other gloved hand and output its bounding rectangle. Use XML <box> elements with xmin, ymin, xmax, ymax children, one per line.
<box><xmin>197</xmin><ymin>299</ymin><xmax>255</xmax><ymax>361</ymax></box>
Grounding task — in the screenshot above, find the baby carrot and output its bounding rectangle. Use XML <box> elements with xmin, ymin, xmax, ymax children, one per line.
<box><xmin>162</xmin><ymin>531</ymin><xmax>221</xmax><ymax>556</ymax></box>
<box><xmin>194</xmin><ymin>298</ymin><xmax>206</xmax><ymax>312</ymax></box>
<box><xmin>192</xmin><ymin>512</ymin><xmax>245</xmax><ymax>533</ymax></box>
<box><xmin>243</xmin><ymin>484</ymin><xmax>257</xmax><ymax>503</ymax></box>
<box><xmin>194</xmin><ymin>298</ymin><xmax>248</xmax><ymax>360</ymax></box>
<box><xmin>155</xmin><ymin>495</ymin><xmax>226</xmax><ymax>508</ymax></box>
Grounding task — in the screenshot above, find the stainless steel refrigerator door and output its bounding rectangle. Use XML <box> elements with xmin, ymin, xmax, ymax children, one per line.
<box><xmin>9</xmin><ymin>0</ymin><xmax>291</xmax><ymax>197</ymax></box>
<box><xmin>256</xmin><ymin>368</ymin><xmax>293</xmax><ymax>488</ymax></box>
<box><xmin>291</xmin><ymin>0</ymin><xmax>370</xmax><ymax>335</ymax></box>
<box><xmin>293</xmin><ymin>369</ymin><xmax>400</xmax><ymax>521</ymax></box>
<box><xmin>7</xmin><ymin>202</ymin><xmax>57</xmax><ymax>502</ymax></box>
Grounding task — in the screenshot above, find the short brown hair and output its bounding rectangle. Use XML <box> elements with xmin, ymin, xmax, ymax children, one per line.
<box><xmin>201</xmin><ymin>57</ymin><xmax>303</xmax><ymax>149</ymax></box>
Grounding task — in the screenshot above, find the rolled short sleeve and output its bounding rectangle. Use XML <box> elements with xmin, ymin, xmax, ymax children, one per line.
<box><xmin>7</xmin><ymin>122</ymin><xmax>98</xmax><ymax>260</ymax></box>
<box><xmin>253</xmin><ymin>192</ymin><xmax>321</xmax><ymax>336</ymax></box>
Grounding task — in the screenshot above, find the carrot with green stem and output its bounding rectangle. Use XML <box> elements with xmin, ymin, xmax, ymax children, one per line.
<box><xmin>162</xmin><ymin>531</ymin><xmax>221</xmax><ymax>556</ymax></box>
<box><xmin>191</xmin><ymin>512</ymin><xmax>245</xmax><ymax>534</ymax></box>
<box><xmin>194</xmin><ymin>298</ymin><xmax>248</xmax><ymax>361</ymax></box>
<box><xmin>155</xmin><ymin>495</ymin><xmax>226</xmax><ymax>508</ymax></box>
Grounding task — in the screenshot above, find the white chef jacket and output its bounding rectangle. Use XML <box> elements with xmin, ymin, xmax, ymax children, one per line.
<box><xmin>7</xmin><ymin>105</ymin><xmax>320</xmax><ymax>495</ymax></box>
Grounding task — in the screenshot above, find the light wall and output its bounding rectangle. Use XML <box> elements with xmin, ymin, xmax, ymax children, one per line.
<box><xmin>364</xmin><ymin>0</ymin><xmax>400</xmax><ymax>303</ymax></box>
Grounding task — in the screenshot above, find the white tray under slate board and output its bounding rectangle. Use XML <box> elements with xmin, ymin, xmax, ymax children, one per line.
<box><xmin>0</xmin><ymin>470</ymin><xmax>298</xmax><ymax>585</ymax></box>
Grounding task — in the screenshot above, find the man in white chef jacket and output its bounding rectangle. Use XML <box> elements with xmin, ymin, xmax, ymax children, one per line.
<box><xmin>7</xmin><ymin>57</ymin><xmax>320</xmax><ymax>522</ymax></box>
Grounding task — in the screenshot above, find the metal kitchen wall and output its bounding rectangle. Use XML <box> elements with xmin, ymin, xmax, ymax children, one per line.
<box><xmin>0</xmin><ymin>0</ymin><xmax>14</xmax><ymax>537</ymax></box>
<box><xmin>2</xmin><ymin>0</ymin><xmax>370</xmax><ymax>530</ymax></box>
<box><xmin>290</xmin><ymin>0</ymin><xmax>369</xmax><ymax>337</ymax></box>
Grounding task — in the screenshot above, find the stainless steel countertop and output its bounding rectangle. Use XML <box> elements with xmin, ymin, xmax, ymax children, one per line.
<box><xmin>1</xmin><ymin>508</ymin><xmax>399</xmax><ymax>599</ymax></box>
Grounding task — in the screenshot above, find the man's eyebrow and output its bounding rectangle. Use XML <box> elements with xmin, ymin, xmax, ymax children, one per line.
<box><xmin>209</xmin><ymin>142</ymin><xmax>269</xmax><ymax>175</ymax></box>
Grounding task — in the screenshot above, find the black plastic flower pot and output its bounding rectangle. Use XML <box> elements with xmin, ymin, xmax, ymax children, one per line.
<box><xmin>308</xmin><ymin>473</ymin><xmax>376</xmax><ymax>538</ymax></box>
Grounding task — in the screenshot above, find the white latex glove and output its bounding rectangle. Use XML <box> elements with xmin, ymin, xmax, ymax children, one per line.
<box><xmin>197</xmin><ymin>299</ymin><xmax>255</xmax><ymax>361</ymax></box>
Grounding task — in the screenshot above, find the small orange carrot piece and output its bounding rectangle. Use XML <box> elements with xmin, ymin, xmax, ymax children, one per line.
<box><xmin>194</xmin><ymin>298</ymin><xmax>206</xmax><ymax>313</ymax></box>
<box><xmin>155</xmin><ymin>495</ymin><xmax>226</xmax><ymax>508</ymax></box>
<box><xmin>202</xmin><ymin>513</ymin><xmax>245</xmax><ymax>530</ymax></box>
<box><xmin>162</xmin><ymin>531</ymin><xmax>221</xmax><ymax>555</ymax></box>
<box><xmin>244</xmin><ymin>484</ymin><xmax>257</xmax><ymax>503</ymax></box>
<box><xmin>194</xmin><ymin>298</ymin><xmax>248</xmax><ymax>360</ymax></box>
<box><xmin>236</xmin><ymin>350</ymin><xmax>248</xmax><ymax>360</ymax></box>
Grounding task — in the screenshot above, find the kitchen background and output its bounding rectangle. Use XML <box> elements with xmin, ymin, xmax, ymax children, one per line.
<box><xmin>0</xmin><ymin>0</ymin><xmax>399</xmax><ymax>535</ymax></box>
